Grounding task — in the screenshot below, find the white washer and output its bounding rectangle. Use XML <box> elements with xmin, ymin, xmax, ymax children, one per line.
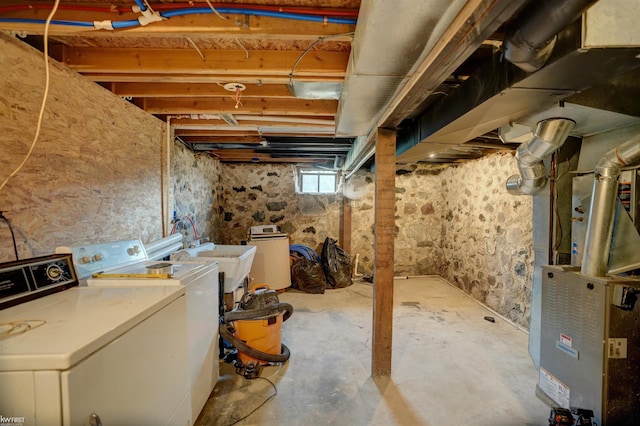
<box><xmin>59</xmin><ymin>239</ymin><xmax>220</xmax><ymax>422</ymax></box>
<box><xmin>0</xmin><ymin>285</ymin><xmax>191</xmax><ymax>426</ymax></box>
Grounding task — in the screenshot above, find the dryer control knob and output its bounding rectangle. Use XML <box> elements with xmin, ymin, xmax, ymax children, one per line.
<box><xmin>127</xmin><ymin>246</ymin><xmax>141</xmax><ymax>256</ymax></box>
<box><xmin>93</xmin><ymin>253</ymin><xmax>103</xmax><ymax>262</ymax></box>
<box><xmin>80</xmin><ymin>256</ymin><xmax>92</xmax><ymax>264</ymax></box>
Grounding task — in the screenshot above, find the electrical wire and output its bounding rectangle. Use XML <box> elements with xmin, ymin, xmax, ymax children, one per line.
<box><xmin>181</xmin><ymin>215</ymin><xmax>198</xmax><ymax>239</ymax></box>
<box><xmin>204</xmin><ymin>0</ymin><xmax>228</xmax><ymax>20</ymax></box>
<box><xmin>289</xmin><ymin>32</ymin><xmax>355</xmax><ymax>86</ymax></box>
<box><xmin>0</xmin><ymin>213</ymin><xmax>19</xmax><ymax>261</ymax></box>
<box><xmin>169</xmin><ymin>215</ymin><xmax>198</xmax><ymax>239</ymax></box>
<box><xmin>226</xmin><ymin>377</ymin><xmax>278</xmax><ymax>426</ymax></box>
<box><xmin>0</xmin><ymin>0</ymin><xmax>60</xmax><ymax>194</ymax></box>
<box><xmin>186</xmin><ymin>37</ymin><xmax>206</xmax><ymax>61</ymax></box>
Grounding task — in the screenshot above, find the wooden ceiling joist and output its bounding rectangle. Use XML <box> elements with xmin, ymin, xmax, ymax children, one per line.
<box><xmin>179</xmin><ymin>135</ymin><xmax>265</xmax><ymax>144</ymax></box>
<box><xmin>55</xmin><ymin>47</ymin><xmax>349</xmax><ymax>76</ymax></box>
<box><xmin>143</xmin><ymin>97</ymin><xmax>337</xmax><ymax>115</ymax></box>
<box><xmin>111</xmin><ymin>82</ymin><xmax>295</xmax><ymax>98</ymax></box>
<box><xmin>84</xmin><ymin>73</ymin><xmax>344</xmax><ymax>84</ymax></box>
<box><xmin>174</xmin><ymin>129</ymin><xmax>261</xmax><ymax>137</ymax></box>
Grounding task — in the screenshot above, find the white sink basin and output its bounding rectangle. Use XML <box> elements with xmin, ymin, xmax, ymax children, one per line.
<box><xmin>172</xmin><ymin>243</ymin><xmax>256</xmax><ymax>293</ymax></box>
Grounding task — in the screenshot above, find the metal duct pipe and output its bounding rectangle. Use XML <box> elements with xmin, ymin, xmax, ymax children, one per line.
<box><xmin>506</xmin><ymin>118</ymin><xmax>575</xmax><ymax>195</ymax></box>
<box><xmin>581</xmin><ymin>134</ymin><xmax>640</xmax><ymax>276</ymax></box>
<box><xmin>504</xmin><ymin>0</ymin><xmax>599</xmax><ymax>72</ymax></box>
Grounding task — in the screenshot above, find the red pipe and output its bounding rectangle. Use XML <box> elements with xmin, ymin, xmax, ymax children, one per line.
<box><xmin>0</xmin><ymin>3</ymin><xmax>359</xmax><ymax>18</ymax></box>
<box><xmin>0</xmin><ymin>5</ymin><xmax>118</xmax><ymax>13</ymax></box>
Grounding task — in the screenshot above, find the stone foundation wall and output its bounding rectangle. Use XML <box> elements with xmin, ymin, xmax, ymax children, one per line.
<box><xmin>438</xmin><ymin>154</ymin><xmax>533</xmax><ymax>327</ymax></box>
<box><xmin>218</xmin><ymin>163</ymin><xmax>343</xmax><ymax>253</ymax></box>
<box><xmin>350</xmin><ymin>153</ymin><xmax>533</xmax><ymax>327</ymax></box>
<box><xmin>349</xmin><ymin>167</ymin><xmax>445</xmax><ymax>277</ymax></box>
<box><xmin>172</xmin><ymin>142</ymin><xmax>222</xmax><ymax>246</ymax></box>
<box><xmin>0</xmin><ymin>34</ymin><xmax>167</xmax><ymax>261</ymax></box>
<box><xmin>0</xmin><ymin>35</ymin><xmax>217</xmax><ymax>261</ymax></box>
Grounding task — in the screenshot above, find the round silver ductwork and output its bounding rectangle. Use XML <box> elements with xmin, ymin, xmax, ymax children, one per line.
<box><xmin>506</xmin><ymin>118</ymin><xmax>576</xmax><ymax>195</ymax></box>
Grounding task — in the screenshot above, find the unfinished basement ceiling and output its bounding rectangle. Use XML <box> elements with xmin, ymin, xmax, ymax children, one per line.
<box><xmin>2</xmin><ymin>0</ymin><xmax>638</xmax><ymax>167</ymax></box>
<box><xmin>0</xmin><ymin>0</ymin><xmax>530</xmax><ymax>166</ymax></box>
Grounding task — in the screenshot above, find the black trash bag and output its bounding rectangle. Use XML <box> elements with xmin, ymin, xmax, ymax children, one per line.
<box><xmin>321</xmin><ymin>237</ymin><xmax>352</xmax><ymax>289</ymax></box>
<box><xmin>291</xmin><ymin>256</ymin><xmax>326</xmax><ymax>294</ymax></box>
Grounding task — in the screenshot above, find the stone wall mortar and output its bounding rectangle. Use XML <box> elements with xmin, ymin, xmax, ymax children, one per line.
<box><xmin>350</xmin><ymin>153</ymin><xmax>533</xmax><ymax>327</ymax></box>
<box><xmin>218</xmin><ymin>163</ymin><xmax>342</xmax><ymax>252</ymax></box>
<box><xmin>438</xmin><ymin>153</ymin><xmax>533</xmax><ymax>326</ymax></box>
<box><xmin>172</xmin><ymin>142</ymin><xmax>221</xmax><ymax>246</ymax></box>
<box><xmin>0</xmin><ymin>34</ymin><xmax>167</xmax><ymax>260</ymax></box>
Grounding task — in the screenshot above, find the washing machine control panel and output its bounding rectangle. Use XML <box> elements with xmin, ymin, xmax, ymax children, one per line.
<box><xmin>56</xmin><ymin>239</ymin><xmax>147</xmax><ymax>279</ymax></box>
<box><xmin>0</xmin><ymin>254</ymin><xmax>77</xmax><ymax>310</ymax></box>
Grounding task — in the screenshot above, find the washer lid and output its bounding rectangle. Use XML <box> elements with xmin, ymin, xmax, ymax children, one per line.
<box><xmin>0</xmin><ymin>286</ymin><xmax>184</xmax><ymax>371</ymax></box>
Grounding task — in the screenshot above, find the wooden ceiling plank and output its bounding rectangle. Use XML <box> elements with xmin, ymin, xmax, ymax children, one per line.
<box><xmin>112</xmin><ymin>82</ymin><xmax>295</xmax><ymax>98</ymax></box>
<box><xmin>58</xmin><ymin>47</ymin><xmax>348</xmax><ymax>76</ymax></box>
<box><xmin>210</xmin><ymin>151</ymin><xmax>328</xmax><ymax>163</ymax></box>
<box><xmin>144</xmin><ymin>97</ymin><xmax>337</xmax><ymax>115</ymax></box>
<box><xmin>236</xmin><ymin>121</ymin><xmax>334</xmax><ymax>128</ymax></box>
<box><xmin>83</xmin><ymin>73</ymin><xmax>344</xmax><ymax>84</ymax></box>
<box><xmin>175</xmin><ymin>129</ymin><xmax>261</xmax><ymax>137</ymax></box>
<box><xmin>170</xmin><ymin>116</ymin><xmax>335</xmax><ymax>126</ymax></box>
<box><xmin>179</xmin><ymin>136</ymin><xmax>264</xmax><ymax>144</ymax></box>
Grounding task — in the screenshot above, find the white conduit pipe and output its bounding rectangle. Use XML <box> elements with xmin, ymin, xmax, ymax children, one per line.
<box><xmin>163</xmin><ymin>117</ymin><xmax>173</xmax><ymax>237</ymax></box>
<box><xmin>581</xmin><ymin>133</ymin><xmax>640</xmax><ymax>277</ymax></box>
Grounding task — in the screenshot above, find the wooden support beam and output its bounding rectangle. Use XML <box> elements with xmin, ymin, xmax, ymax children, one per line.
<box><xmin>171</xmin><ymin>115</ymin><xmax>334</xmax><ymax>126</ymax></box>
<box><xmin>143</xmin><ymin>97</ymin><xmax>337</xmax><ymax>115</ymax></box>
<box><xmin>175</xmin><ymin>129</ymin><xmax>261</xmax><ymax>137</ymax></box>
<box><xmin>210</xmin><ymin>150</ymin><xmax>327</xmax><ymax>163</ymax></box>
<box><xmin>179</xmin><ymin>135</ymin><xmax>265</xmax><ymax>144</ymax></box>
<box><xmin>341</xmin><ymin>198</ymin><xmax>352</xmax><ymax>255</ymax></box>
<box><xmin>111</xmin><ymin>82</ymin><xmax>295</xmax><ymax>98</ymax></box>
<box><xmin>82</xmin><ymin>73</ymin><xmax>344</xmax><ymax>84</ymax></box>
<box><xmin>372</xmin><ymin>127</ymin><xmax>395</xmax><ymax>378</ymax></box>
<box><xmin>56</xmin><ymin>47</ymin><xmax>349</xmax><ymax>76</ymax></box>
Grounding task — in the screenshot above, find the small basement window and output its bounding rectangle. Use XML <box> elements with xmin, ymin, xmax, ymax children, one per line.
<box><xmin>295</xmin><ymin>168</ymin><xmax>340</xmax><ymax>194</ymax></box>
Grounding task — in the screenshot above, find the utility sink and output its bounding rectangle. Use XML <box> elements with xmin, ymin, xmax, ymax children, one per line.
<box><xmin>172</xmin><ymin>243</ymin><xmax>256</xmax><ymax>293</ymax></box>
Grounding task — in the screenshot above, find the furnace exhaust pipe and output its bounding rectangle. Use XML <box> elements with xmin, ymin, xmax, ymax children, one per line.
<box><xmin>581</xmin><ymin>134</ymin><xmax>640</xmax><ymax>277</ymax></box>
<box><xmin>506</xmin><ymin>118</ymin><xmax>575</xmax><ymax>195</ymax></box>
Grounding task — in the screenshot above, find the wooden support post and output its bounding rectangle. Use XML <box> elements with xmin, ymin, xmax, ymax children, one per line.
<box><xmin>341</xmin><ymin>197</ymin><xmax>352</xmax><ymax>255</ymax></box>
<box><xmin>372</xmin><ymin>127</ymin><xmax>395</xmax><ymax>378</ymax></box>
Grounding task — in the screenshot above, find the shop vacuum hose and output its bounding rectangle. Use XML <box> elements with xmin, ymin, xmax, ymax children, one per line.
<box><xmin>222</xmin><ymin>302</ymin><xmax>293</xmax><ymax>363</ymax></box>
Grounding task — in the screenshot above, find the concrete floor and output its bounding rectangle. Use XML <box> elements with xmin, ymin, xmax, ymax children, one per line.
<box><xmin>196</xmin><ymin>277</ymin><xmax>549</xmax><ymax>426</ymax></box>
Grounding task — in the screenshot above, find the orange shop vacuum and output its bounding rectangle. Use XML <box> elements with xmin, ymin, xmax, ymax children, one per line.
<box><xmin>220</xmin><ymin>284</ymin><xmax>293</xmax><ymax>367</ymax></box>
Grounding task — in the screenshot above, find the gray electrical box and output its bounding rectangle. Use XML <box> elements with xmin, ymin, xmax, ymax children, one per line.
<box><xmin>539</xmin><ymin>265</ymin><xmax>640</xmax><ymax>425</ymax></box>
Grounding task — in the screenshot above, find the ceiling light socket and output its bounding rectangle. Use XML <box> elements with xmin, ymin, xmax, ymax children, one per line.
<box><xmin>223</xmin><ymin>83</ymin><xmax>246</xmax><ymax>92</ymax></box>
